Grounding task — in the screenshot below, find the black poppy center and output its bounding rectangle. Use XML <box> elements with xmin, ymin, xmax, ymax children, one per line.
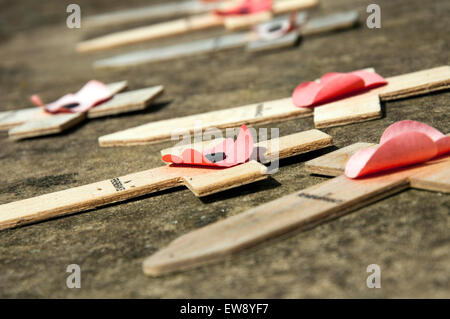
<box><xmin>268</xmin><ymin>24</ymin><xmax>283</xmax><ymax>33</ymax></box>
<box><xmin>63</xmin><ymin>103</ymin><xmax>80</xmax><ymax>109</ymax></box>
<box><xmin>205</xmin><ymin>152</ymin><xmax>227</xmax><ymax>163</ymax></box>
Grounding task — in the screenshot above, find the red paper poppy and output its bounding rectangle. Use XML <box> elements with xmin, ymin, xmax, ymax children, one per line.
<box><xmin>30</xmin><ymin>80</ymin><xmax>112</xmax><ymax>114</ymax></box>
<box><xmin>162</xmin><ymin>125</ymin><xmax>254</xmax><ymax>168</ymax></box>
<box><xmin>345</xmin><ymin>120</ymin><xmax>450</xmax><ymax>178</ymax></box>
<box><xmin>292</xmin><ymin>70</ymin><xmax>388</xmax><ymax>108</ymax></box>
<box><xmin>214</xmin><ymin>0</ymin><xmax>272</xmax><ymax>16</ymax></box>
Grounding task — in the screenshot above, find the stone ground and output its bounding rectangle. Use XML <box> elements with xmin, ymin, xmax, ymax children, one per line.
<box><xmin>0</xmin><ymin>0</ymin><xmax>448</xmax><ymax>298</ymax></box>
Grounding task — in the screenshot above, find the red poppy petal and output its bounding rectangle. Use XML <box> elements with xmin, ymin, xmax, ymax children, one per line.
<box><xmin>380</xmin><ymin>120</ymin><xmax>445</xmax><ymax>144</ymax></box>
<box><xmin>352</xmin><ymin>70</ymin><xmax>388</xmax><ymax>88</ymax></box>
<box><xmin>314</xmin><ymin>73</ymin><xmax>365</xmax><ymax>104</ymax></box>
<box><xmin>436</xmin><ymin>136</ymin><xmax>450</xmax><ymax>155</ymax></box>
<box><xmin>214</xmin><ymin>0</ymin><xmax>272</xmax><ymax>16</ymax></box>
<box><xmin>35</xmin><ymin>80</ymin><xmax>112</xmax><ymax>114</ymax></box>
<box><xmin>207</xmin><ymin>124</ymin><xmax>254</xmax><ymax>167</ymax></box>
<box><xmin>292</xmin><ymin>81</ymin><xmax>323</xmax><ymax>108</ymax></box>
<box><xmin>292</xmin><ymin>70</ymin><xmax>387</xmax><ymax>108</ymax></box>
<box><xmin>30</xmin><ymin>94</ymin><xmax>44</xmax><ymax>107</ymax></box>
<box><xmin>345</xmin><ymin>131</ymin><xmax>438</xmax><ymax>178</ymax></box>
<box><xmin>162</xmin><ymin>125</ymin><xmax>254</xmax><ymax>168</ymax></box>
<box><xmin>162</xmin><ymin>154</ymin><xmax>183</xmax><ymax>164</ymax></box>
<box><xmin>181</xmin><ymin>148</ymin><xmax>210</xmax><ymax>165</ymax></box>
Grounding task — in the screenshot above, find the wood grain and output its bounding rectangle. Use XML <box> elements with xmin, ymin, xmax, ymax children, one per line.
<box><xmin>98</xmin><ymin>66</ymin><xmax>450</xmax><ymax>146</ymax></box>
<box><xmin>0</xmin><ymin>130</ymin><xmax>331</xmax><ymax>230</ymax></box>
<box><xmin>314</xmin><ymin>93</ymin><xmax>381</xmax><ymax>128</ymax></box>
<box><xmin>0</xmin><ymin>108</ymin><xmax>42</xmax><ymax>131</ymax></box>
<box><xmin>142</xmin><ymin>154</ymin><xmax>450</xmax><ymax>276</ymax></box>
<box><xmin>8</xmin><ymin>113</ymin><xmax>86</xmax><ymax>140</ymax></box>
<box><xmin>94</xmin><ymin>11</ymin><xmax>358</xmax><ymax>68</ymax></box>
<box><xmin>0</xmin><ymin>81</ymin><xmax>127</xmax><ymax>131</ymax></box>
<box><xmin>143</xmin><ymin>171</ymin><xmax>410</xmax><ymax>276</ymax></box>
<box><xmin>409</xmin><ymin>156</ymin><xmax>450</xmax><ymax>192</ymax></box>
<box><xmin>305</xmin><ymin>139</ymin><xmax>450</xmax><ymax>187</ymax></box>
<box><xmin>4</xmin><ymin>84</ymin><xmax>162</xmax><ymax>139</ymax></box>
<box><xmin>185</xmin><ymin>161</ymin><xmax>268</xmax><ymax>196</ymax></box>
<box><xmin>305</xmin><ymin>135</ymin><xmax>450</xmax><ymax>191</ymax></box>
<box><xmin>313</xmin><ymin>66</ymin><xmax>450</xmax><ymax>128</ymax></box>
<box><xmin>77</xmin><ymin>14</ymin><xmax>224</xmax><ymax>53</ymax></box>
<box><xmin>378</xmin><ymin>66</ymin><xmax>450</xmax><ymax>101</ymax></box>
<box><xmin>94</xmin><ymin>32</ymin><xmax>254</xmax><ymax>69</ymax></box>
<box><xmin>160</xmin><ymin>129</ymin><xmax>333</xmax><ymax>164</ymax></box>
<box><xmin>77</xmin><ymin>0</ymin><xmax>318</xmax><ymax>53</ymax></box>
<box><xmin>99</xmin><ymin>97</ymin><xmax>312</xmax><ymax>147</ymax></box>
<box><xmin>87</xmin><ymin>85</ymin><xmax>164</xmax><ymax>118</ymax></box>
<box><xmin>0</xmin><ymin>162</ymin><xmax>266</xmax><ymax>231</ymax></box>
<box><xmin>305</xmin><ymin>142</ymin><xmax>374</xmax><ymax>176</ymax></box>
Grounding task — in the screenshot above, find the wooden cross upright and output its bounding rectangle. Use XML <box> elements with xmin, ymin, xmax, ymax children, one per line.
<box><xmin>98</xmin><ymin>66</ymin><xmax>450</xmax><ymax>147</ymax></box>
<box><xmin>0</xmin><ymin>83</ymin><xmax>164</xmax><ymax>140</ymax></box>
<box><xmin>94</xmin><ymin>11</ymin><xmax>359</xmax><ymax>69</ymax></box>
<box><xmin>76</xmin><ymin>0</ymin><xmax>319</xmax><ymax>53</ymax></box>
<box><xmin>142</xmin><ymin>139</ymin><xmax>450</xmax><ymax>276</ymax></box>
<box><xmin>0</xmin><ymin>129</ymin><xmax>332</xmax><ymax>231</ymax></box>
<box><xmin>84</xmin><ymin>0</ymin><xmax>227</xmax><ymax>29</ymax></box>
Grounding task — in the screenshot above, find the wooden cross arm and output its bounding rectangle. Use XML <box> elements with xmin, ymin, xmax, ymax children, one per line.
<box><xmin>0</xmin><ymin>81</ymin><xmax>128</xmax><ymax>132</ymax></box>
<box><xmin>305</xmin><ymin>139</ymin><xmax>450</xmax><ymax>192</ymax></box>
<box><xmin>0</xmin><ymin>129</ymin><xmax>332</xmax><ymax>231</ymax></box>
<box><xmin>83</xmin><ymin>0</ymin><xmax>225</xmax><ymax>29</ymax></box>
<box><xmin>313</xmin><ymin>65</ymin><xmax>450</xmax><ymax>128</ymax></box>
<box><xmin>3</xmin><ymin>85</ymin><xmax>164</xmax><ymax>140</ymax></box>
<box><xmin>77</xmin><ymin>0</ymin><xmax>318</xmax><ymax>53</ymax></box>
<box><xmin>142</xmin><ymin>150</ymin><xmax>449</xmax><ymax>276</ymax></box>
<box><xmin>160</xmin><ymin>129</ymin><xmax>333</xmax><ymax>164</ymax></box>
<box><xmin>98</xmin><ymin>66</ymin><xmax>450</xmax><ymax>147</ymax></box>
<box><xmin>0</xmin><ymin>161</ymin><xmax>266</xmax><ymax>231</ymax></box>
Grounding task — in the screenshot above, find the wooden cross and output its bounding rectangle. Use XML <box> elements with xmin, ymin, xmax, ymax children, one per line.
<box><xmin>94</xmin><ymin>11</ymin><xmax>358</xmax><ymax>69</ymax></box>
<box><xmin>0</xmin><ymin>129</ymin><xmax>332</xmax><ymax>231</ymax></box>
<box><xmin>77</xmin><ymin>0</ymin><xmax>318</xmax><ymax>53</ymax></box>
<box><xmin>98</xmin><ymin>66</ymin><xmax>450</xmax><ymax>147</ymax></box>
<box><xmin>142</xmin><ymin>139</ymin><xmax>450</xmax><ymax>276</ymax></box>
<box><xmin>84</xmin><ymin>0</ymin><xmax>227</xmax><ymax>29</ymax></box>
<box><xmin>0</xmin><ymin>83</ymin><xmax>164</xmax><ymax>140</ymax></box>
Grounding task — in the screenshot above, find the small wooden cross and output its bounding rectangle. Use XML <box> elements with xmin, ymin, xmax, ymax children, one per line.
<box><xmin>94</xmin><ymin>11</ymin><xmax>359</xmax><ymax>69</ymax></box>
<box><xmin>0</xmin><ymin>82</ymin><xmax>164</xmax><ymax>140</ymax></box>
<box><xmin>77</xmin><ymin>0</ymin><xmax>319</xmax><ymax>53</ymax></box>
<box><xmin>0</xmin><ymin>129</ymin><xmax>332</xmax><ymax>231</ymax></box>
<box><xmin>99</xmin><ymin>66</ymin><xmax>450</xmax><ymax>147</ymax></box>
<box><xmin>84</xmin><ymin>0</ymin><xmax>225</xmax><ymax>29</ymax></box>
<box><xmin>142</xmin><ymin>140</ymin><xmax>450</xmax><ymax>276</ymax></box>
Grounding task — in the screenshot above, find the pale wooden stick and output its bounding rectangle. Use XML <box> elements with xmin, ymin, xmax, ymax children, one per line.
<box><xmin>8</xmin><ymin>113</ymin><xmax>86</xmax><ymax>140</ymax></box>
<box><xmin>142</xmin><ymin>152</ymin><xmax>450</xmax><ymax>276</ymax></box>
<box><xmin>94</xmin><ymin>32</ymin><xmax>255</xmax><ymax>69</ymax></box>
<box><xmin>4</xmin><ymin>85</ymin><xmax>164</xmax><ymax>140</ymax></box>
<box><xmin>84</xmin><ymin>0</ymin><xmax>228</xmax><ymax>29</ymax></box>
<box><xmin>305</xmin><ymin>142</ymin><xmax>375</xmax><ymax>176</ymax></box>
<box><xmin>77</xmin><ymin>0</ymin><xmax>318</xmax><ymax>53</ymax></box>
<box><xmin>0</xmin><ymin>81</ymin><xmax>128</xmax><ymax>131</ymax></box>
<box><xmin>0</xmin><ymin>129</ymin><xmax>332</xmax><ymax>231</ymax></box>
<box><xmin>94</xmin><ymin>11</ymin><xmax>359</xmax><ymax>68</ymax></box>
<box><xmin>87</xmin><ymin>85</ymin><xmax>164</xmax><ymax>118</ymax></box>
<box><xmin>0</xmin><ymin>108</ymin><xmax>42</xmax><ymax>131</ymax></box>
<box><xmin>313</xmin><ymin>92</ymin><xmax>381</xmax><ymax>128</ymax></box>
<box><xmin>305</xmin><ymin>134</ymin><xmax>450</xmax><ymax>193</ymax></box>
<box><xmin>161</xmin><ymin>129</ymin><xmax>333</xmax><ymax>164</ymax></box>
<box><xmin>99</xmin><ymin>66</ymin><xmax>450</xmax><ymax>147</ymax></box>
<box><xmin>99</xmin><ymin>97</ymin><xmax>312</xmax><ymax>146</ymax></box>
